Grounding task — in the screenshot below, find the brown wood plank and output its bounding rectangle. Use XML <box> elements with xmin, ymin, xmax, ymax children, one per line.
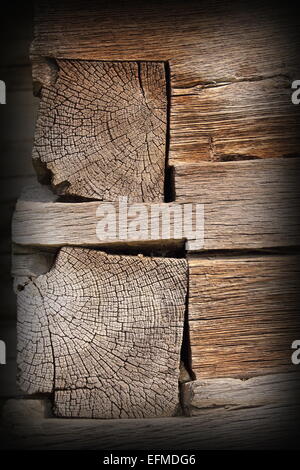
<box><xmin>13</xmin><ymin>155</ymin><xmax>300</xmax><ymax>250</ymax></box>
<box><xmin>1</xmin><ymin>398</ymin><xmax>300</xmax><ymax>449</ymax></box>
<box><xmin>188</xmin><ymin>253</ymin><xmax>300</xmax><ymax>379</ymax></box>
<box><xmin>33</xmin><ymin>59</ymin><xmax>167</xmax><ymax>202</ymax></box>
<box><xmin>17</xmin><ymin>247</ymin><xmax>187</xmax><ymax>418</ymax></box>
<box><xmin>31</xmin><ymin>3</ymin><xmax>300</xmax><ymax>163</ymax></box>
<box><xmin>170</xmin><ymin>77</ymin><xmax>300</xmax><ymax>163</ymax></box>
<box><xmin>182</xmin><ymin>372</ymin><xmax>300</xmax><ymax>416</ymax></box>
<box><xmin>31</xmin><ymin>1</ymin><xmax>300</xmax><ymax>86</ymax></box>
<box><xmin>174</xmin><ymin>157</ymin><xmax>300</xmax><ymax>250</ymax></box>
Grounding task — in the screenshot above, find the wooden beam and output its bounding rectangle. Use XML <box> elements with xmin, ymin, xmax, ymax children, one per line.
<box><xmin>170</xmin><ymin>76</ymin><xmax>300</xmax><ymax>163</ymax></box>
<box><xmin>31</xmin><ymin>1</ymin><xmax>300</xmax><ymax>86</ymax></box>
<box><xmin>174</xmin><ymin>157</ymin><xmax>300</xmax><ymax>249</ymax></box>
<box><xmin>2</xmin><ymin>398</ymin><xmax>300</xmax><ymax>449</ymax></box>
<box><xmin>17</xmin><ymin>246</ymin><xmax>187</xmax><ymax>418</ymax></box>
<box><xmin>182</xmin><ymin>372</ymin><xmax>300</xmax><ymax>416</ymax></box>
<box><xmin>13</xmin><ymin>157</ymin><xmax>300</xmax><ymax>250</ymax></box>
<box><xmin>188</xmin><ymin>253</ymin><xmax>300</xmax><ymax>379</ymax></box>
<box><xmin>33</xmin><ymin>59</ymin><xmax>167</xmax><ymax>202</ymax></box>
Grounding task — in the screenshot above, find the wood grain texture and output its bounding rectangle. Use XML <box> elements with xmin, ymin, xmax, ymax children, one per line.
<box><xmin>17</xmin><ymin>247</ymin><xmax>187</xmax><ymax>418</ymax></box>
<box><xmin>188</xmin><ymin>253</ymin><xmax>300</xmax><ymax>379</ymax></box>
<box><xmin>170</xmin><ymin>76</ymin><xmax>300</xmax><ymax>162</ymax></box>
<box><xmin>33</xmin><ymin>59</ymin><xmax>167</xmax><ymax>202</ymax></box>
<box><xmin>31</xmin><ymin>1</ymin><xmax>300</xmax><ymax>162</ymax></box>
<box><xmin>31</xmin><ymin>1</ymin><xmax>300</xmax><ymax>85</ymax></box>
<box><xmin>13</xmin><ymin>158</ymin><xmax>300</xmax><ymax>251</ymax></box>
<box><xmin>175</xmin><ymin>158</ymin><xmax>300</xmax><ymax>250</ymax></box>
<box><xmin>2</xmin><ymin>398</ymin><xmax>300</xmax><ymax>449</ymax></box>
<box><xmin>12</xmin><ymin>184</ymin><xmax>193</xmax><ymax>249</ymax></box>
<box><xmin>182</xmin><ymin>372</ymin><xmax>300</xmax><ymax>416</ymax></box>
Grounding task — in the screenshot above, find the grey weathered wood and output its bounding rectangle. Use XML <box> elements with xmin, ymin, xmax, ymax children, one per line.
<box><xmin>31</xmin><ymin>1</ymin><xmax>300</xmax><ymax>163</ymax></box>
<box><xmin>31</xmin><ymin>1</ymin><xmax>300</xmax><ymax>84</ymax></box>
<box><xmin>182</xmin><ymin>372</ymin><xmax>300</xmax><ymax>416</ymax></box>
<box><xmin>1</xmin><ymin>398</ymin><xmax>299</xmax><ymax>449</ymax></box>
<box><xmin>17</xmin><ymin>247</ymin><xmax>187</xmax><ymax>418</ymax></box>
<box><xmin>175</xmin><ymin>157</ymin><xmax>300</xmax><ymax>249</ymax></box>
<box><xmin>188</xmin><ymin>253</ymin><xmax>300</xmax><ymax>379</ymax></box>
<box><xmin>12</xmin><ymin>184</ymin><xmax>194</xmax><ymax>249</ymax></box>
<box><xmin>13</xmin><ymin>157</ymin><xmax>300</xmax><ymax>250</ymax></box>
<box><xmin>33</xmin><ymin>59</ymin><xmax>167</xmax><ymax>202</ymax></box>
<box><xmin>171</xmin><ymin>76</ymin><xmax>300</xmax><ymax>163</ymax></box>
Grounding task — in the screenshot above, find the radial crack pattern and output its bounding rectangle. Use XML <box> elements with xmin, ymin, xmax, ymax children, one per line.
<box><xmin>17</xmin><ymin>247</ymin><xmax>187</xmax><ymax>418</ymax></box>
<box><xmin>33</xmin><ymin>60</ymin><xmax>167</xmax><ymax>202</ymax></box>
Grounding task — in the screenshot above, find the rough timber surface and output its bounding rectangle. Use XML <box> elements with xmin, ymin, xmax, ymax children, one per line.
<box><xmin>13</xmin><ymin>157</ymin><xmax>300</xmax><ymax>251</ymax></box>
<box><xmin>188</xmin><ymin>253</ymin><xmax>300</xmax><ymax>379</ymax></box>
<box><xmin>17</xmin><ymin>247</ymin><xmax>187</xmax><ymax>418</ymax></box>
<box><xmin>33</xmin><ymin>59</ymin><xmax>166</xmax><ymax>202</ymax></box>
<box><xmin>170</xmin><ymin>76</ymin><xmax>300</xmax><ymax>162</ymax></box>
<box><xmin>174</xmin><ymin>157</ymin><xmax>300</xmax><ymax>249</ymax></box>
<box><xmin>31</xmin><ymin>1</ymin><xmax>300</xmax><ymax>163</ymax></box>
<box><xmin>182</xmin><ymin>372</ymin><xmax>300</xmax><ymax>416</ymax></box>
<box><xmin>1</xmin><ymin>398</ymin><xmax>300</xmax><ymax>449</ymax></box>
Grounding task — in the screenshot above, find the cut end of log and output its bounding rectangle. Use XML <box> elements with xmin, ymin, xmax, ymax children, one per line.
<box><xmin>17</xmin><ymin>247</ymin><xmax>187</xmax><ymax>418</ymax></box>
<box><xmin>32</xmin><ymin>60</ymin><xmax>167</xmax><ymax>202</ymax></box>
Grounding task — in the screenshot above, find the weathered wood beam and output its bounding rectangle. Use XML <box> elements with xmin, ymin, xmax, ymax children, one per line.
<box><xmin>2</xmin><ymin>398</ymin><xmax>300</xmax><ymax>449</ymax></box>
<box><xmin>13</xmin><ymin>157</ymin><xmax>300</xmax><ymax>250</ymax></box>
<box><xmin>174</xmin><ymin>157</ymin><xmax>300</xmax><ymax>249</ymax></box>
<box><xmin>31</xmin><ymin>1</ymin><xmax>300</xmax><ymax>86</ymax></box>
<box><xmin>170</xmin><ymin>76</ymin><xmax>300</xmax><ymax>163</ymax></box>
<box><xmin>182</xmin><ymin>372</ymin><xmax>300</xmax><ymax>416</ymax></box>
<box><xmin>188</xmin><ymin>253</ymin><xmax>300</xmax><ymax>379</ymax></box>
<box><xmin>17</xmin><ymin>246</ymin><xmax>187</xmax><ymax>418</ymax></box>
<box><xmin>32</xmin><ymin>59</ymin><xmax>167</xmax><ymax>202</ymax></box>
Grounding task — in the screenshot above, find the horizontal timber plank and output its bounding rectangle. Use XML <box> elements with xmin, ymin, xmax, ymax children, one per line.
<box><xmin>1</xmin><ymin>398</ymin><xmax>300</xmax><ymax>449</ymax></box>
<box><xmin>182</xmin><ymin>372</ymin><xmax>300</xmax><ymax>416</ymax></box>
<box><xmin>170</xmin><ymin>76</ymin><xmax>300</xmax><ymax>163</ymax></box>
<box><xmin>13</xmin><ymin>156</ymin><xmax>300</xmax><ymax>250</ymax></box>
<box><xmin>174</xmin><ymin>157</ymin><xmax>300</xmax><ymax>250</ymax></box>
<box><xmin>188</xmin><ymin>253</ymin><xmax>300</xmax><ymax>379</ymax></box>
<box><xmin>32</xmin><ymin>1</ymin><xmax>300</xmax><ymax>86</ymax></box>
<box><xmin>12</xmin><ymin>184</ymin><xmax>198</xmax><ymax>248</ymax></box>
